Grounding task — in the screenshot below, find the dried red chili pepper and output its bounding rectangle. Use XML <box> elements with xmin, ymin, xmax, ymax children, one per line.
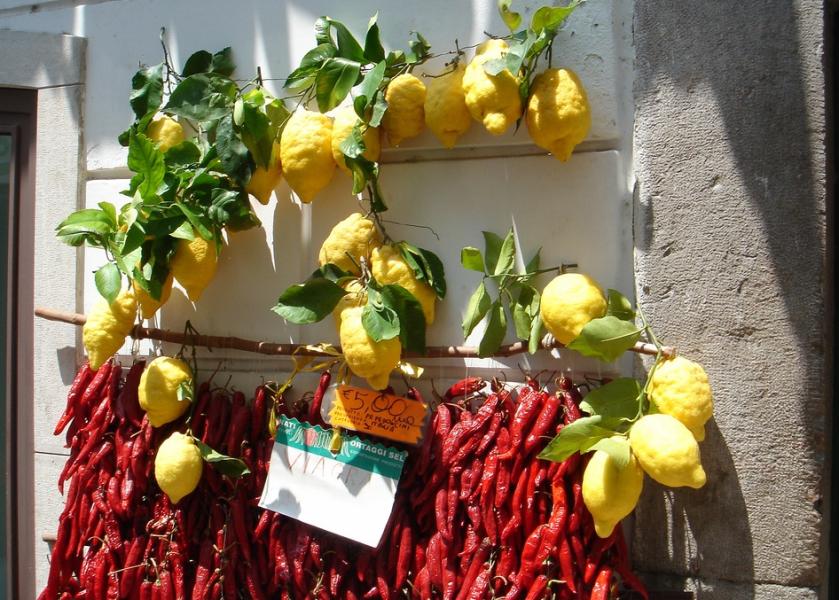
<box><xmin>498</xmin><ymin>387</ymin><xmax>542</xmax><ymax>460</ymax></box>
<box><xmin>308</xmin><ymin>370</ymin><xmax>332</xmax><ymax>425</ymax></box>
<box><xmin>524</xmin><ymin>391</ymin><xmax>562</xmax><ymax>453</ymax></box>
<box><xmin>54</xmin><ymin>363</ymin><xmax>94</xmax><ymax>435</ymax></box>
<box><xmin>443</xmin><ymin>377</ymin><xmax>484</xmax><ymax>401</ymax></box>
<box><xmin>590</xmin><ymin>566</ymin><xmax>612</xmax><ymax>600</ymax></box>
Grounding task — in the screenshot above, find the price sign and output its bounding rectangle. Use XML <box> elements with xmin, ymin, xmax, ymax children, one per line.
<box><xmin>322</xmin><ymin>385</ymin><xmax>429</xmax><ymax>445</ymax></box>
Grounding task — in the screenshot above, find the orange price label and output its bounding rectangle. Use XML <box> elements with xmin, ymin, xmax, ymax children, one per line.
<box><xmin>326</xmin><ymin>385</ymin><xmax>428</xmax><ymax>445</ymax></box>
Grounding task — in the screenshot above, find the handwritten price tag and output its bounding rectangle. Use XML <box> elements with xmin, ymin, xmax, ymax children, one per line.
<box><xmin>323</xmin><ymin>385</ymin><xmax>428</xmax><ymax>445</ymax></box>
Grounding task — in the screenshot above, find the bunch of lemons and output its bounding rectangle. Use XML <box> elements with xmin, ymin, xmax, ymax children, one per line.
<box><xmin>539</xmin><ymin>272</ymin><xmax>713</xmax><ymax>538</ymax></box>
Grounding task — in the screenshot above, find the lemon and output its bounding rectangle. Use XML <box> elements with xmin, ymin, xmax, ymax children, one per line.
<box><xmin>425</xmin><ymin>64</ymin><xmax>471</xmax><ymax>148</ymax></box>
<box><xmin>382</xmin><ymin>73</ymin><xmax>427</xmax><ymax>146</ymax></box>
<box><xmin>462</xmin><ymin>39</ymin><xmax>522</xmax><ymax>135</ymax></box>
<box><xmin>526</xmin><ymin>68</ymin><xmax>591</xmax><ymax>162</ymax></box>
<box><xmin>539</xmin><ymin>273</ymin><xmax>607</xmax><ymax>345</ymax></box>
<box><xmin>138</xmin><ymin>356</ymin><xmax>193</xmax><ymax>427</ymax></box>
<box><xmin>582</xmin><ymin>446</ymin><xmax>644</xmax><ymax>538</ymax></box>
<box><xmin>246</xmin><ymin>141</ymin><xmax>282</xmax><ymax>205</ymax></box>
<box><xmin>331</xmin><ymin>106</ymin><xmax>381</xmax><ymax>172</ymax></box>
<box><xmin>83</xmin><ymin>289</ymin><xmax>137</xmax><ymax>371</ymax></box>
<box><xmin>170</xmin><ymin>233</ymin><xmax>218</xmax><ymax>302</ymax></box>
<box><xmin>332</xmin><ymin>280</ymin><xmax>367</xmax><ymax>329</ymax></box>
<box><xmin>629</xmin><ymin>414</ymin><xmax>707</xmax><ymax>489</ymax></box>
<box><xmin>370</xmin><ymin>244</ymin><xmax>436</xmax><ymax>325</ymax></box>
<box><xmin>133</xmin><ymin>273</ymin><xmax>174</xmax><ymax>320</ymax></box>
<box><xmin>280</xmin><ymin>109</ymin><xmax>336</xmax><ymax>203</ymax></box>
<box><xmin>649</xmin><ymin>356</ymin><xmax>714</xmax><ymax>441</ymax></box>
<box><xmin>318</xmin><ymin>213</ymin><xmax>383</xmax><ymax>275</ymax></box>
<box><xmin>155</xmin><ymin>432</ymin><xmax>203</xmax><ymax>504</ymax></box>
<box><xmin>339</xmin><ymin>306</ymin><xmax>401</xmax><ymax>390</ymax></box>
<box><xmin>146</xmin><ymin>115</ymin><xmax>185</xmax><ymax>153</ymax></box>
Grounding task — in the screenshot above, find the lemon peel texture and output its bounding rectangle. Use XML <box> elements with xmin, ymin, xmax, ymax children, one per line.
<box><xmin>280</xmin><ymin>109</ymin><xmax>336</xmax><ymax>203</ymax></box>
<box><xmin>526</xmin><ymin>68</ymin><xmax>591</xmax><ymax>161</ymax></box>
<box><xmin>82</xmin><ymin>289</ymin><xmax>138</xmax><ymax>371</ymax></box>
<box><xmin>539</xmin><ymin>273</ymin><xmax>607</xmax><ymax>345</ymax></box>
<box><xmin>138</xmin><ymin>356</ymin><xmax>193</xmax><ymax>427</ymax></box>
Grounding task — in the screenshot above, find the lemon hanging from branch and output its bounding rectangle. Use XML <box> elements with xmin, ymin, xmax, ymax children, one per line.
<box><xmin>83</xmin><ymin>288</ymin><xmax>138</xmax><ymax>371</ymax></box>
<box><xmin>280</xmin><ymin>109</ymin><xmax>337</xmax><ymax>203</ymax></box>
<box><xmin>462</xmin><ymin>39</ymin><xmax>522</xmax><ymax>136</ymax></box>
<box><xmin>170</xmin><ymin>232</ymin><xmax>219</xmax><ymax>302</ymax></box>
<box><xmin>425</xmin><ymin>63</ymin><xmax>471</xmax><ymax>148</ymax></box>
<box><xmin>526</xmin><ymin>68</ymin><xmax>591</xmax><ymax>161</ymax></box>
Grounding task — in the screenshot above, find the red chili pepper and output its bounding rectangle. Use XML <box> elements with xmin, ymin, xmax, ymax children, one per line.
<box><xmin>590</xmin><ymin>566</ymin><xmax>612</xmax><ymax>600</ymax></box>
<box><xmin>116</xmin><ymin>361</ymin><xmax>145</xmax><ymax>427</ymax></box>
<box><xmin>498</xmin><ymin>387</ymin><xmax>542</xmax><ymax>460</ymax></box>
<box><xmin>443</xmin><ymin>377</ymin><xmax>484</xmax><ymax>401</ymax></box>
<box><xmin>584</xmin><ymin>530</ymin><xmax>617</xmax><ymax>585</ymax></box>
<box><xmin>394</xmin><ymin>522</ymin><xmax>412</xmax><ymax>590</ymax></box>
<box><xmin>308</xmin><ymin>370</ymin><xmax>332</xmax><ymax>425</ymax></box>
<box><xmin>516</xmin><ymin>524</ymin><xmax>546</xmax><ymax>589</ymax></box>
<box><xmin>561</xmin><ymin>390</ymin><xmax>581</xmax><ymax>424</ymax></box>
<box><xmin>54</xmin><ymin>364</ymin><xmax>94</xmax><ymax>435</ymax></box>
<box><xmin>524</xmin><ymin>574</ymin><xmax>548</xmax><ymax>600</ymax></box>
<box><xmin>494</xmin><ymin>454</ymin><xmax>512</xmax><ymax>508</ymax></box>
<box><xmin>139</xmin><ymin>581</ymin><xmax>153</xmax><ymax>600</ymax></box>
<box><xmin>225</xmin><ymin>402</ymin><xmax>250</xmax><ymax>458</ymax></box>
<box><xmin>474</xmin><ymin>411</ymin><xmax>502</xmax><ymax>457</ymax></box>
<box><xmin>454</xmin><ymin>538</ymin><xmax>491</xmax><ymax>600</ymax></box>
<box><xmin>524</xmin><ymin>391</ymin><xmax>562</xmax><ymax>453</ymax></box>
<box><xmin>426</xmin><ymin>532</ymin><xmax>444</xmax><ymax>590</ymax></box>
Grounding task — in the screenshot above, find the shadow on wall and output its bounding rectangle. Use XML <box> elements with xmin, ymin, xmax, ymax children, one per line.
<box><xmin>633</xmin><ymin>1</ymin><xmax>823</xmax><ymax>598</ymax></box>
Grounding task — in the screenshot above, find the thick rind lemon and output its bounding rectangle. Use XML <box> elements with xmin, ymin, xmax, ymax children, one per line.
<box><xmin>332</xmin><ymin>280</ymin><xmax>367</xmax><ymax>332</ymax></box>
<box><xmin>318</xmin><ymin>213</ymin><xmax>383</xmax><ymax>275</ymax></box>
<box><xmin>339</xmin><ymin>306</ymin><xmax>401</xmax><ymax>390</ymax></box>
<box><xmin>629</xmin><ymin>414</ymin><xmax>707</xmax><ymax>489</ymax></box>
<box><xmin>246</xmin><ymin>141</ymin><xmax>283</xmax><ymax>205</ymax></box>
<box><xmin>146</xmin><ymin>115</ymin><xmax>185</xmax><ymax>153</ymax></box>
<box><xmin>170</xmin><ymin>233</ymin><xmax>218</xmax><ymax>302</ymax></box>
<box><xmin>134</xmin><ymin>273</ymin><xmax>174</xmax><ymax>320</ymax></box>
<box><xmin>383</xmin><ymin>73</ymin><xmax>427</xmax><ymax>146</ymax></box>
<box><xmin>370</xmin><ymin>244</ymin><xmax>436</xmax><ymax>325</ymax></box>
<box><xmin>526</xmin><ymin>68</ymin><xmax>591</xmax><ymax>162</ymax></box>
<box><xmin>582</xmin><ymin>446</ymin><xmax>644</xmax><ymax>538</ymax></box>
<box><xmin>462</xmin><ymin>39</ymin><xmax>522</xmax><ymax>135</ymax></box>
<box><xmin>539</xmin><ymin>273</ymin><xmax>607</xmax><ymax>345</ymax></box>
<box><xmin>138</xmin><ymin>356</ymin><xmax>193</xmax><ymax>427</ymax></box>
<box><xmin>280</xmin><ymin>109</ymin><xmax>336</xmax><ymax>203</ymax></box>
<box><xmin>155</xmin><ymin>432</ymin><xmax>202</xmax><ymax>504</ymax></box>
<box><xmin>331</xmin><ymin>106</ymin><xmax>381</xmax><ymax>172</ymax></box>
<box><xmin>649</xmin><ymin>356</ymin><xmax>714</xmax><ymax>441</ymax></box>
<box><xmin>425</xmin><ymin>64</ymin><xmax>471</xmax><ymax>148</ymax></box>
<box><xmin>82</xmin><ymin>289</ymin><xmax>137</xmax><ymax>371</ymax></box>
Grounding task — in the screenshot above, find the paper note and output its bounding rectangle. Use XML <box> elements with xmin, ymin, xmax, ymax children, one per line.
<box><xmin>258</xmin><ymin>416</ymin><xmax>407</xmax><ymax>547</ymax></box>
<box><xmin>323</xmin><ymin>385</ymin><xmax>428</xmax><ymax>445</ymax></box>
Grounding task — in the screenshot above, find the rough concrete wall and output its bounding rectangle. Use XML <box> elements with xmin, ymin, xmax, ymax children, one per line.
<box><xmin>632</xmin><ymin>1</ymin><xmax>827</xmax><ymax>599</ymax></box>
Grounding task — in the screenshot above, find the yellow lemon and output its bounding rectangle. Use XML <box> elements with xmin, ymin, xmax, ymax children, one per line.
<box><xmin>462</xmin><ymin>39</ymin><xmax>522</xmax><ymax>135</ymax></box>
<box><xmin>146</xmin><ymin>115</ymin><xmax>185</xmax><ymax>153</ymax></box>
<box><xmin>331</xmin><ymin>106</ymin><xmax>381</xmax><ymax>172</ymax></box>
<box><xmin>582</xmin><ymin>446</ymin><xmax>645</xmax><ymax>538</ymax></box>
<box><xmin>370</xmin><ymin>244</ymin><xmax>436</xmax><ymax>325</ymax></box>
<box><xmin>629</xmin><ymin>414</ymin><xmax>707</xmax><ymax>489</ymax></box>
<box><xmin>82</xmin><ymin>288</ymin><xmax>137</xmax><ymax>371</ymax></box>
<box><xmin>280</xmin><ymin>109</ymin><xmax>336</xmax><ymax>203</ymax></box>
<box><xmin>138</xmin><ymin>356</ymin><xmax>193</xmax><ymax>427</ymax></box>
<box><xmin>383</xmin><ymin>73</ymin><xmax>427</xmax><ymax>146</ymax></box>
<box><xmin>155</xmin><ymin>432</ymin><xmax>203</xmax><ymax>504</ymax></box>
<box><xmin>170</xmin><ymin>233</ymin><xmax>218</xmax><ymax>302</ymax></box>
<box><xmin>318</xmin><ymin>213</ymin><xmax>383</xmax><ymax>275</ymax></box>
<box><xmin>539</xmin><ymin>273</ymin><xmax>607</xmax><ymax>345</ymax></box>
<box><xmin>332</xmin><ymin>280</ymin><xmax>367</xmax><ymax>331</ymax></box>
<box><xmin>246</xmin><ymin>141</ymin><xmax>282</xmax><ymax>205</ymax></box>
<box><xmin>339</xmin><ymin>306</ymin><xmax>401</xmax><ymax>390</ymax></box>
<box><xmin>649</xmin><ymin>356</ymin><xmax>714</xmax><ymax>441</ymax></box>
<box><xmin>526</xmin><ymin>68</ymin><xmax>591</xmax><ymax>161</ymax></box>
<box><xmin>424</xmin><ymin>64</ymin><xmax>471</xmax><ymax>148</ymax></box>
<box><xmin>133</xmin><ymin>273</ymin><xmax>174</xmax><ymax>320</ymax></box>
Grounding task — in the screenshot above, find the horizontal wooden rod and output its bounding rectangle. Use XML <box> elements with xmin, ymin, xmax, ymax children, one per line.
<box><xmin>34</xmin><ymin>307</ymin><xmax>674</xmax><ymax>360</ymax></box>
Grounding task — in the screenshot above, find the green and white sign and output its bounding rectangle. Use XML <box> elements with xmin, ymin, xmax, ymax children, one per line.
<box><xmin>258</xmin><ymin>416</ymin><xmax>407</xmax><ymax>547</ymax></box>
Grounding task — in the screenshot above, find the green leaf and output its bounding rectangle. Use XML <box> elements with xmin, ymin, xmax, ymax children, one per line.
<box><xmin>344</xmin><ymin>155</ymin><xmax>378</xmax><ymax>196</ymax></box>
<box><xmin>127</xmin><ymin>133</ymin><xmax>165</xmax><ymax>201</ymax></box>
<box><xmin>312</xmin><ymin>263</ymin><xmax>354</xmax><ymax>282</ymax></box>
<box><xmin>525</xmin><ymin>248</ymin><xmax>541</xmax><ymax>275</ymax></box>
<box><xmin>165</xmin><ymin>140</ymin><xmax>202</xmax><ymax>165</ymax></box>
<box><xmin>194</xmin><ymin>439</ymin><xmax>251</xmax><ymax>478</ymax></box>
<box><xmin>354</xmin><ymin>61</ymin><xmax>386</xmax><ymax>117</ymax></box>
<box><xmin>381</xmin><ymin>284</ymin><xmax>426</xmax><ymax>354</ymax></box>
<box><xmin>567</xmin><ymin>316</ymin><xmax>643</xmax><ymax>362</ymax></box>
<box><xmin>606</xmin><ymin>289</ymin><xmax>635</xmax><ymax>321</ymax></box>
<box><xmin>285</xmin><ymin>43</ymin><xmax>336</xmax><ymax>91</ymax></box>
<box><xmin>512</xmin><ymin>285</ymin><xmax>539</xmax><ymax>340</ymax></box>
<box><xmin>406</xmin><ymin>31</ymin><xmax>431</xmax><ymax>64</ymax></box>
<box><xmin>129</xmin><ymin>63</ymin><xmax>164</xmax><ymax>120</ymax></box>
<box><xmin>315</xmin><ymin>58</ymin><xmax>361</xmax><ymax>113</ymax></box>
<box><xmin>398</xmin><ymin>243</ymin><xmax>447</xmax><ymax>299</ymax></box>
<box><xmin>478</xmin><ymin>302</ymin><xmax>507</xmax><ymax>357</ymax></box>
<box><xmin>181</xmin><ymin>50</ymin><xmax>213</xmax><ymax>77</ymax></box>
<box><xmin>362</xmin><ymin>287</ymin><xmax>400</xmax><ymax>342</ymax></box>
<box><xmin>369</xmin><ymin>93</ymin><xmax>388</xmax><ymax>128</ymax></box>
<box><xmin>327</xmin><ymin>18</ymin><xmax>365</xmax><ymax>62</ymax></box>
<box><xmin>461</xmin><ymin>247</ymin><xmax>485</xmax><ymax>273</ymax></box>
<box><xmin>164</xmin><ymin>74</ymin><xmax>237</xmax><ymax>122</ymax></box>
<box><xmin>528</xmin><ymin>313</ymin><xmax>543</xmax><ymax>354</ymax></box>
<box><xmin>482</xmin><ymin>57</ymin><xmax>510</xmax><ymax>77</ymax></box>
<box><xmin>588</xmin><ymin>436</ymin><xmax>631</xmax><ymax>469</ymax></box>
<box><xmin>170</xmin><ymin>220</ymin><xmax>195</xmax><ymax>240</ymax></box>
<box><xmin>266</xmin><ymin>98</ymin><xmax>292</xmax><ymax>140</ymax></box>
<box><xmin>579</xmin><ymin>378</ymin><xmax>642</xmax><ymax>424</ymax></box>
<box><xmin>494</xmin><ymin>228</ymin><xmax>517</xmax><ymax>276</ymax></box>
<box><xmin>210</xmin><ymin>47</ymin><xmax>236</xmax><ymax>77</ymax></box>
<box><xmin>364</xmin><ymin>13</ymin><xmax>386</xmax><ymax>62</ymax></box>
<box><xmin>530</xmin><ymin>1</ymin><xmax>582</xmax><ymax>34</ymax></box>
<box><xmin>538</xmin><ymin>415</ymin><xmax>613</xmax><ymax>462</ymax></box>
<box><xmin>462</xmin><ymin>281</ymin><xmax>492</xmax><ymax>338</ymax></box>
<box><xmin>498</xmin><ymin>0</ymin><xmax>522</xmax><ymax>31</ymax></box>
<box><xmin>94</xmin><ymin>263</ymin><xmax>121</xmax><ymax>303</ymax></box>
<box><xmin>314</xmin><ymin>17</ymin><xmax>331</xmax><ymax>45</ymax></box>
<box><xmin>120</xmin><ymin>223</ymin><xmax>146</xmax><ymax>255</ymax></box>
<box><xmin>216</xmin><ymin>114</ymin><xmax>253</xmax><ymax>185</ymax></box>
<box><xmin>174</xmin><ymin>202</ymin><xmax>213</xmax><ymax>241</ymax></box>
<box><xmin>338</xmin><ymin>123</ymin><xmax>367</xmax><ymax>159</ymax></box>
<box><xmin>176</xmin><ymin>380</ymin><xmax>195</xmax><ymax>404</ymax></box>
<box><xmin>482</xmin><ymin>231</ymin><xmax>504</xmax><ymax>274</ymax></box>
<box><xmin>272</xmin><ymin>279</ymin><xmax>347</xmax><ymax>324</ymax></box>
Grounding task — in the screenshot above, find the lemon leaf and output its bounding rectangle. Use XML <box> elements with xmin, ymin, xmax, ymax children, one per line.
<box><xmin>588</xmin><ymin>436</ymin><xmax>631</xmax><ymax>469</ymax></box>
<box><xmin>210</xmin><ymin>47</ymin><xmax>236</xmax><ymax>77</ymax></box>
<box><xmin>512</xmin><ymin>285</ymin><xmax>539</xmax><ymax>340</ymax></box>
<box><xmin>494</xmin><ymin>228</ymin><xmax>517</xmax><ymax>276</ymax></box>
<box><xmin>579</xmin><ymin>378</ymin><xmax>641</xmax><ymax>425</ymax></box>
<box><xmin>538</xmin><ymin>415</ymin><xmax>611</xmax><ymax>462</ymax></box>
<box><xmin>181</xmin><ymin>50</ymin><xmax>213</xmax><ymax>77</ymax></box>
<box><xmin>364</xmin><ymin>14</ymin><xmax>386</xmax><ymax>62</ymax></box>
<box><xmin>129</xmin><ymin>63</ymin><xmax>163</xmax><ymax>120</ymax></box>
<box><xmin>326</xmin><ymin>18</ymin><xmax>365</xmax><ymax>62</ymax></box>
<box><xmin>478</xmin><ymin>302</ymin><xmax>507</xmax><ymax>357</ymax></box>
<box><xmin>315</xmin><ymin>58</ymin><xmax>361</xmax><ymax>113</ymax></box>
<box><xmin>381</xmin><ymin>284</ymin><xmax>426</xmax><ymax>354</ymax></box>
<box><xmin>498</xmin><ymin>0</ymin><xmax>522</xmax><ymax>32</ymax></box>
<box><xmin>606</xmin><ymin>289</ymin><xmax>635</xmax><ymax>321</ymax></box>
<box><xmin>286</xmin><ymin>43</ymin><xmax>336</xmax><ymax>91</ymax></box>
<box><xmin>461</xmin><ymin>247</ymin><xmax>485</xmax><ymax>273</ymax></box>
<box><xmin>528</xmin><ymin>313</ymin><xmax>543</xmax><ymax>354</ymax></box>
<box><xmin>164</xmin><ymin>74</ymin><xmax>237</xmax><ymax>122</ymax></box>
<box><xmin>463</xmin><ymin>281</ymin><xmax>492</xmax><ymax>339</ymax></box>
<box><xmin>272</xmin><ymin>279</ymin><xmax>347</xmax><ymax>324</ymax></box>
<box><xmin>216</xmin><ymin>114</ymin><xmax>253</xmax><ymax>185</ymax></box>
<box><xmin>530</xmin><ymin>1</ymin><xmax>582</xmax><ymax>34</ymax></box>
<box><xmin>482</xmin><ymin>231</ymin><xmax>504</xmax><ymax>274</ymax></box>
<box><xmin>94</xmin><ymin>263</ymin><xmax>121</xmax><ymax>303</ymax></box>
<box><xmin>193</xmin><ymin>439</ymin><xmax>251</xmax><ymax>478</ymax></box>
<box><xmin>567</xmin><ymin>316</ymin><xmax>642</xmax><ymax>362</ymax></box>
<box><xmin>127</xmin><ymin>133</ymin><xmax>165</xmax><ymax>202</ymax></box>
<box><xmin>362</xmin><ymin>287</ymin><xmax>400</xmax><ymax>342</ymax></box>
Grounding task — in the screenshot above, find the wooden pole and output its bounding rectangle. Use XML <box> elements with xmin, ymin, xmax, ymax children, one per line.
<box><xmin>34</xmin><ymin>307</ymin><xmax>673</xmax><ymax>359</ymax></box>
